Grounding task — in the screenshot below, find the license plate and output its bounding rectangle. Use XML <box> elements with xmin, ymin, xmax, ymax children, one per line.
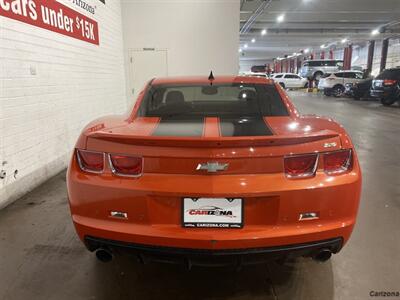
<box><xmin>182</xmin><ymin>198</ymin><xmax>243</xmax><ymax>228</ymax></box>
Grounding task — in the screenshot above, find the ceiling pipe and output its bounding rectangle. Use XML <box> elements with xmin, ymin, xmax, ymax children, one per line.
<box><xmin>240</xmin><ymin>0</ymin><xmax>273</xmax><ymax>35</ymax></box>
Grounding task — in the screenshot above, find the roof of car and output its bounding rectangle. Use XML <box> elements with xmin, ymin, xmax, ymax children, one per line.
<box><xmin>151</xmin><ymin>76</ymin><xmax>274</xmax><ymax>85</ymax></box>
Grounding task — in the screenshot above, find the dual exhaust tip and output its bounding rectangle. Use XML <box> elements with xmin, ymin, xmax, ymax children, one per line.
<box><xmin>95</xmin><ymin>248</ymin><xmax>113</xmax><ymax>263</ymax></box>
<box><xmin>312</xmin><ymin>248</ymin><xmax>332</xmax><ymax>262</ymax></box>
<box><xmin>94</xmin><ymin>247</ymin><xmax>332</xmax><ymax>263</ymax></box>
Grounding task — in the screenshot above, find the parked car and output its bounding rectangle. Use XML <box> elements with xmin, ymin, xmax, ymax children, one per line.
<box><xmin>251</xmin><ymin>65</ymin><xmax>266</xmax><ymax>73</ymax></box>
<box><xmin>318</xmin><ymin>71</ymin><xmax>364</xmax><ymax>97</ymax></box>
<box><xmin>344</xmin><ymin>78</ymin><xmax>373</xmax><ymax>100</ymax></box>
<box><xmin>370</xmin><ymin>68</ymin><xmax>400</xmax><ymax>106</ymax></box>
<box><xmin>67</xmin><ymin>75</ymin><xmax>361</xmax><ymax>266</ymax></box>
<box><xmin>242</xmin><ymin>71</ymin><xmax>268</xmax><ymax>78</ymax></box>
<box><xmin>299</xmin><ymin>59</ymin><xmax>343</xmax><ymax>80</ymax></box>
<box><xmin>271</xmin><ymin>73</ymin><xmax>308</xmax><ymax>89</ymax></box>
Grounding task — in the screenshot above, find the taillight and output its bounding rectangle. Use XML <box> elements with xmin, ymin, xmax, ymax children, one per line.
<box><xmin>383</xmin><ymin>79</ymin><xmax>397</xmax><ymax>86</ymax></box>
<box><xmin>284</xmin><ymin>153</ymin><xmax>318</xmax><ymax>178</ymax></box>
<box><xmin>76</xmin><ymin>149</ymin><xmax>104</xmax><ymax>173</ymax></box>
<box><xmin>323</xmin><ymin>149</ymin><xmax>352</xmax><ymax>175</ymax></box>
<box><xmin>109</xmin><ymin>154</ymin><xmax>143</xmax><ymax>177</ymax></box>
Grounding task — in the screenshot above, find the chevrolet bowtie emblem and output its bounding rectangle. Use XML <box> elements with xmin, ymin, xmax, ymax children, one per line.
<box><xmin>196</xmin><ymin>162</ymin><xmax>229</xmax><ymax>173</ymax></box>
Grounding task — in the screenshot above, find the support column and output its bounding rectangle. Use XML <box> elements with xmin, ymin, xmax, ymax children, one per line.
<box><xmin>320</xmin><ymin>51</ymin><xmax>325</xmax><ymax>59</ymax></box>
<box><xmin>329</xmin><ymin>49</ymin><xmax>334</xmax><ymax>59</ymax></box>
<box><xmin>366</xmin><ymin>40</ymin><xmax>375</xmax><ymax>75</ymax></box>
<box><xmin>348</xmin><ymin>44</ymin><xmax>353</xmax><ymax>70</ymax></box>
<box><xmin>380</xmin><ymin>38</ymin><xmax>389</xmax><ymax>73</ymax></box>
<box><xmin>343</xmin><ymin>47</ymin><xmax>348</xmax><ymax>69</ymax></box>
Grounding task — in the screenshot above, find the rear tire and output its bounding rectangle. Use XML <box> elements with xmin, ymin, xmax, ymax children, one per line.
<box><xmin>381</xmin><ymin>96</ymin><xmax>397</xmax><ymax>106</ymax></box>
<box><xmin>324</xmin><ymin>90</ymin><xmax>331</xmax><ymax>96</ymax></box>
<box><xmin>332</xmin><ymin>85</ymin><xmax>345</xmax><ymax>97</ymax></box>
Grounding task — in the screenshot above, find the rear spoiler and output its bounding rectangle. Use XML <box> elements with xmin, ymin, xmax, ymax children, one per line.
<box><xmin>87</xmin><ymin>130</ymin><xmax>340</xmax><ymax>148</ymax></box>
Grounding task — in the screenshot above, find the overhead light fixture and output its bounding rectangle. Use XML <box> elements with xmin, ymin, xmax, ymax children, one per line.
<box><xmin>251</xmin><ymin>38</ymin><xmax>256</xmax><ymax>43</ymax></box>
<box><xmin>238</xmin><ymin>48</ymin><xmax>243</xmax><ymax>53</ymax></box>
<box><xmin>320</xmin><ymin>44</ymin><xmax>326</xmax><ymax>49</ymax></box>
<box><xmin>276</xmin><ymin>14</ymin><xmax>285</xmax><ymax>23</ymax></box>
<box><xmin>261</xmin><ymin>29</ymin><xmax>267</xmax><ymax>36</ymax></box>
<box><xmin>244</xmin><ymin>44</ymin><xmax>248</xmax><ymax>49</ymax></box>
<box><xmin>304</xmin><ymin>48</ymin><xmax>310</xmax><ymax>53</ymax></box>
<box><xmin>371</xmin><ymin>28</ymin><xmax>380</xmax><ymax>35</ymax></box>
<box><xmin>341</xmin><ymin>38</ymin><xmax>348</xmax><ymax>44</ymax></box>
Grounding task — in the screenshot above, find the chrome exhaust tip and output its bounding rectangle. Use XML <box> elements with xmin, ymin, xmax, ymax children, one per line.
<box><xmin>95</xmin><ymin>248</ymin><xmax>113</xmax><ymax>263</ymax></box>
<box><xmin>312</xmin><ymin>249</ymin><xmax>332</xmax><ymax>262</ymax></box>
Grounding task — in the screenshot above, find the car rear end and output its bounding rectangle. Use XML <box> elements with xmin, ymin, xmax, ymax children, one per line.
<box><xmin>317</xmin><ymin>73</ymin><xmax>335</xmax><ymax>91</ymax></box>
<box><xmin>67</xmin><ymin>77</ymin><xmax>361</xmax><ymax>266</ymax></box>
<box><xmin>371</xmin><ymin>69</ymin><xmax>400</xmax><ymax>102</ymax></box>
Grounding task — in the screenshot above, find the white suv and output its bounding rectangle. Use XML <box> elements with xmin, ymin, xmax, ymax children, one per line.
<box><xmin>318</xmin><ymin>71</ymin><xmax>364</xmax><ymax>97</ymax></box>
<box><xmin>271</xmin><ymin>73</ymin><xmax>308</xmax><ymax>89</ymax></box>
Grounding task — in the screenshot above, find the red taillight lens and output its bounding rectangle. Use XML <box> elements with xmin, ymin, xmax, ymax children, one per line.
<box><xmin>383</xmin><ymin>79</ymin><xmax>397</xmax><ymax>86</ymax></box>
<box><xmin>323</xmin><ymin>150</ymin><xmax>352</xmax><ymax>175</ymax></box>
<box><xmin>109</xmin><ymin>154</ymin><xmax>143</xmax><ymax>177</ymax></box>
<box><xmin>76</xmin><ymin>149</ymin><xmax>104</xmax><ymax>173</ymax></box>
<box><xmin>284</xmin><ymin>153</ymin><xmax>318</xmax><ymax>178</ymax></box>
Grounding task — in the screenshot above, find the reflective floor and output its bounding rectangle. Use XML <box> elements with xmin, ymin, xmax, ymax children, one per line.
<box><xmin>0</xmin><ymin>92</ymin><xmax>399</xmax><ymax>300</ymax></box>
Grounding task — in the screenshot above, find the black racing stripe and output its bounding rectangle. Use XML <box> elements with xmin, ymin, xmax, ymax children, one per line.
<box><xmin>152</xmin><ymin>117</ymin><xmax>204</xmax><ymax>137</ymax></box>
<box><xmin>219</xmin><ymin>116</ymin><xmax>273</xmax><ymax>137</ymax></box>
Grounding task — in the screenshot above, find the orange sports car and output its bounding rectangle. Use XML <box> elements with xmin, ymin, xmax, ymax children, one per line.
<box><xmin>67</xmin><ymin>75</ymin><xmax>361</xmax><ymax>267</ymax></box>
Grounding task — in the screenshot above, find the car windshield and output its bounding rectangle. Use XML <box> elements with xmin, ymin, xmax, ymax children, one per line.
<box><xmin>138</xmin><ymin>83</ymin><xmax>289</xmax><ymax>118</ymax></box>
<box><xmin>376</xmin><ymin>69</ymin><xmax>400</xmax><ymax>80</ymax></box>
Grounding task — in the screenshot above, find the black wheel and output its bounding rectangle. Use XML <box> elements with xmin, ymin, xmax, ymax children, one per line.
<box><xmin>332</xmin><ymin>85</ymin><xmax>345</xmax><ymax>97</ymax></box>
<box><xmin>324</xmin><ymin>90</ymin><xmax>332</xmax><ymax>96</ymax></box>
<box><xmin>313</xmin><ymin>72</ymin><xmax>323</xmax><ymax>81</ymax></box>
<box><xmin>381</xmin><ymin>96</ymin><xmax>397</xmax><ymax>106</ymax></box>
<box><xmin>279</xmin><ymin>82</ymin><xmax>285</xmax><ymax>88</ymax></box>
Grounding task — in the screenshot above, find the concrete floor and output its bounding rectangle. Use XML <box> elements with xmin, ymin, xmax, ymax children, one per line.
<box><xmin>0</xmin><ymin>92</ymin><xmax>399</xmax><ymax>300</ymax></box>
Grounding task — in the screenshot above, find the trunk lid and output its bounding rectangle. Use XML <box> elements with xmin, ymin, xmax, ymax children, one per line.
<box><xmin>85</xmin><ymin>117</ymin><xmax>342</xmax><ymax>175</ymax></box>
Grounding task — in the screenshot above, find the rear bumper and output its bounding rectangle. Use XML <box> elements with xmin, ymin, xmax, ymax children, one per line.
<box><xmin>85</xmin><ymin>235</ymin><xmax>343</xmax><ymax>266</ymax></box>
<box><xmin>370</xmin><ymin>88</ymin><xmax>397</xmax><ymax>98</ymax></box>
<box><xmin>68</xmin><ymin>149</ymin><xmax>361</xmax><ymax>253</ymax></box>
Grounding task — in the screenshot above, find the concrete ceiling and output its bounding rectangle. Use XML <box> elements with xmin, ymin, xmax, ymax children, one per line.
<box><xmin>239</xmin><ymin>0</ymin><xmax>400</xmax><ymax>62</ymax></box>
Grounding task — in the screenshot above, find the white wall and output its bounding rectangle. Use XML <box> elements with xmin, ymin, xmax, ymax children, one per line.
<box><xmin>121</xmin><ymin>0</ymin><xmax>240</xmax><ymax>102</ymax></box>
<box><xmin>0</xmin><ymin>0</ymin><xmax>127</xmax><ymax>208</ymax></box>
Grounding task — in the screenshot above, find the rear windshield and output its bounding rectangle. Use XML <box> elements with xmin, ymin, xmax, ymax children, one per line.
<box><xmin>138</xmin><ymin>83</ymin><xmax>289</xmax><ymax>118</ymax></box>
<box><xmin>322</xmin><ymin>73</ymin><xmax>331</xmax><ymax>78</ymax></box>
<box><xmin>376</xmin><ymin>69</ymin><xmax>400</xmax><ymax>80</ymax></box>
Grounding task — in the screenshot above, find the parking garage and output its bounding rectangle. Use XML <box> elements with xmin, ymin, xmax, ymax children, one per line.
<box><xmin>0</xmin><ymin>1</ymin><xmax>400</xmax><ymax>300</ymax></box>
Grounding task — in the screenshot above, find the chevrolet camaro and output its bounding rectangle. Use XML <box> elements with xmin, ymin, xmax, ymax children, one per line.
<box><xmin>67</xmin><ymin>75</ymin><xmax>361</xmax><ymax>267</ymax></box>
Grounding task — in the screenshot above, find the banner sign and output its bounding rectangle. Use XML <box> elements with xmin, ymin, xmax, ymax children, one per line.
<box><xmin>0</xmin><ymin>0</ymin><xmax>99</xmax><ymax>45</ymax></box>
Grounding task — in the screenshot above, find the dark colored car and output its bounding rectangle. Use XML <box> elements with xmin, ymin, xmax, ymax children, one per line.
<box><xmin>345</xmin><ymin>78</ymin><xmax>373</xmax><ymax>100</ymax></box>
<box><xmin>370</xmin><ymin>68</ymin><xmax>400</xmax><ymax>106</ymax></box>
<box><xmin>251</xmin><ymin>65</ymin><xmax>266</xmax><ymax>73</ymax></box>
